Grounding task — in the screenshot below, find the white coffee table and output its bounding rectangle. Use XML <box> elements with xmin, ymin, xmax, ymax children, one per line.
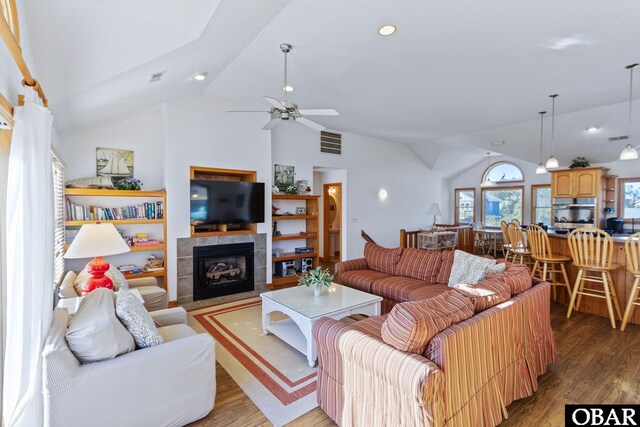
<box><xmin>261</xmin><ymin>283</ymin><xmax>382</xmax><ymax>367</ymax></box>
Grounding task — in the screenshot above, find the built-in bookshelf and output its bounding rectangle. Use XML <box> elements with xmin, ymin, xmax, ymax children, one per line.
<box><xmin>64</xmin><ymin>188</ymin><xmax>167</xmax><ymax>289</ymax></box>
<box><xmin>270</xmin><ymin>194</ymin><xmax>320</xmax><ymax>289</ymax></box>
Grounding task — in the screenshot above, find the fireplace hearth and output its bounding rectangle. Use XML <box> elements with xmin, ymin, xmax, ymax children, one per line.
<box><xmin>193</xmin><ymin>242</ymin><xmax>254</xmax><ymax>300</ymax></box>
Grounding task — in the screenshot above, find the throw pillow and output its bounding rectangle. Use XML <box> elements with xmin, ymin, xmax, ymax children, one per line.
<box><xmin>447</xmin><ymin>250</ymin><xmax>497</xmax><ymax>287</ymax></box>
<box><xmin>59</xmin><ymin>271</ymin><xmax>80</xmax><ymax>298</ymax></box>
<box><xmin>115</xmin><ymin>289</ymin><xmax>164</xmax><ymax>349</ymax></box>
<box><xmin>364</xmin><ymin>242</ymin><xmax>404</xmax><ymax>275</ymax></box>
<box><xmin>503</xmin><ymin>264</ymin><xmax>533</xmax><ymax>295</ymax></box>
<box><xmin>74</xmin><ymin>264</ymin><xmax>129</xmax><ymax>295</ymax></box>
<box><xmin>436</xmin><ymin>250</ymin><xmax>455</xmax><ymax>284</ymax></box>
<box><xmin>65</xmin><ymin>288</ymin><xmax>135</xmax><ymax>363</ymax></box>
<box><xmin>395</xmin><ymin>247</ymin><xmax>442</xmax><ymax>283</ymax></box>
<box><xmin>486</xmin><ymin>262</ymin><xmax>507</xmax><ymax>274</ymax></box>
<box><xmin>453</xmin><ymin>276</ymin><xmax>512</xmax><ymax>313</ymax></box>
<box><xmin>381</xmin><ymin>290</ymin><xmax>474</xmax><ymax>354</ymax></box>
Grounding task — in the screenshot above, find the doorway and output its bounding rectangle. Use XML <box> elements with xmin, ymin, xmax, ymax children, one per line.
<box><xmin>323</xmin><ymin>182</ymin><xmax>342</xmax><ymax>262</ymax></box>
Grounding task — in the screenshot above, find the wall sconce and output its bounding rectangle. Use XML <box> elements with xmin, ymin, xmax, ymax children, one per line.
<box><xmin>328</xmin><ymin>186</ymin><xmax>336</xmax><ymax>195</ymax></box>
<box><xmin>378</xmin><ymin>188</ymin><xmax>388</xmax><ymax>200</ymax></box>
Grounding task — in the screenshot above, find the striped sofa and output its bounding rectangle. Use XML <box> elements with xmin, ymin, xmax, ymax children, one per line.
<box><xmin>314</xmin><ymin>244</ymin><xmax>558</xmax><ymax>426</ymax></box>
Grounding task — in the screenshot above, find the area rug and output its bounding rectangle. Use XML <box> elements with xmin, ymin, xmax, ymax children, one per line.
<box><xmin>190</xmin><ymin>297</ymin><xmax>318</xmax><ymax>427</ymax></box>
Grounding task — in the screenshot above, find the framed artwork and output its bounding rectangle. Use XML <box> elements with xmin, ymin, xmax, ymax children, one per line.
<box><xmin>274</xmin><ymin>164</ymin><xmax>295</xmax><ymax>191</ymax></box>
<box><xmin>96</xmin><ymin>147</ymin><xmax>134</xmax><ymax>181</ymax></box>
<box><xmin>296</xmin><ymin>207</ymin><xmax>306</xmax><ymax>215</ymax></box>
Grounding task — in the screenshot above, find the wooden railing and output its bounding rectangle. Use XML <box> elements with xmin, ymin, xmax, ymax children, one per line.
<box><xmin>400</xmin><ymin>225</ymin><xmax>475</xmax><ymax>253</ymax></box>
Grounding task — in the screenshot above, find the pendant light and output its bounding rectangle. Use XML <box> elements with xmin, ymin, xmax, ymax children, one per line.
<box><xmin>481</xmin><ymin>152</ymin><xmax>497</xmax><ymax>187</ymax></box>
<box><xmin>536</xmin><ymin>111</ymin><xmax>548</xmax><ymax>174</ymax></box>
<box><xmin>620</xmin><ymin>63</ymin><xmax>639</xmax><ymax>160</ymax></box>
<box><xmin>545</xmin><ymin>94</ymin><xmax>559</xmax><ymax>169</ymax></box>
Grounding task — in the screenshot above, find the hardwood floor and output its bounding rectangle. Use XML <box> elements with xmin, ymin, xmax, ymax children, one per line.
<box><xmin>188</xmin><ymin>301</ymin><xmax>640</xmax><ymax>426</ymax></box>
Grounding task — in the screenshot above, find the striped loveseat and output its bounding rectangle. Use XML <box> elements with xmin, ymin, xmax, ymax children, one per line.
<box><xmin>313</xmin><ymin>243</ymin><xmax>557</xmax><ymax>426</ymax></box>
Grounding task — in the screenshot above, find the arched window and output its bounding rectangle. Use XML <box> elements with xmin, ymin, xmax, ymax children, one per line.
<box><xmin>482</xmin><ymin>161</ymin><xmax>523</xmax><ymax>184</ymax></box>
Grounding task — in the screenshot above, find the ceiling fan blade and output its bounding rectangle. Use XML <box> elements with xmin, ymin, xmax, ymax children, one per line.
<box><xmin>298</xmin><ymin>108</ymin><xmax>339</xmax><ymax>116</ymax></box>
<box><xmin>263</xmin><ymin>96</ymin><xmax>285</xmax><ymax>110</ymax></box>
<box><xmin>296</xmin><ymin>117</ymin><xmax>326</xmax><ymax>132</ymax></box>
<box><xmin>226</xmin><ymin>110</ymin><xmax>271</xmax><ymax>113</ymax></box>
<box><xmin>262</xmin><ymin>118</ymin><xmax>281</xmax><ymax>130</ymax></box>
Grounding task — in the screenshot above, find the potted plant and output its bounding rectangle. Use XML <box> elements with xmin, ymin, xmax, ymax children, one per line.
<box><xmin>298</xmin><ymin>266</ymin><xmax>334</xmax><ymax>297</ymax></box>
<box><xmin>115</xmin><ymin>177</ymin><xmax>143</xmax><ymax>191</ymax></box>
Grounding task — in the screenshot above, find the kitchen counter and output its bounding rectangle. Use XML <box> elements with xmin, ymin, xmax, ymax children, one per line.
<box><xmin>546</xmin><ymin>229</ymin><xmax>631</xmax><ymax>243</ymax></box>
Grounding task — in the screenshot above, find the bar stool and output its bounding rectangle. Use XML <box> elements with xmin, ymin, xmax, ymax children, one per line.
<box><xmin>507</xmin><ymin>223</ymin><xmax>533</xmax><ymax>269</ymax></box>
<box><xmin>621</xmin><ymin>232</ymin><xmax>640</xmax><ymax>331</ymax></box>
<box><xmin>526</xmin><ymin>224</ymin><xmax>572</xmax><ymax>300</ymax></box>
<box><xmin>500</xmin><ymin>220</ymin><xmax>513</xmax><ymax>261</ymax></box>
<box><xmin>567</xmin><ymin>228</ymin><xmax>622</xmax><ymax>329</ymax></box>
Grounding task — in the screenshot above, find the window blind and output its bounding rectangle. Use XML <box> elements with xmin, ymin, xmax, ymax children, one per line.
<box><xmin>52</xmin><ymin>153</ymin><xmax>65</xmax><ymax>287</ymax></box>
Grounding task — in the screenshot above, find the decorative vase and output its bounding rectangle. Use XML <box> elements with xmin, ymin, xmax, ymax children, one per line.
<box><xmin>314</xmin><ymin>285</ymin><xmax>323</xmax><ymax>297</ymax></box>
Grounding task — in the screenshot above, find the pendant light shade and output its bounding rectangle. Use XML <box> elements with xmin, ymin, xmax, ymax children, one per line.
<box><xmin>546</xmin><ymin>94</ymin><xmax>559</xmax><ymax>169</ymax></box>
<box><xmin>481</xmin><ymin>152</ymin><xmax>497</xmax><ymax>187</ymax></box>
<box><xmin>620</xmin><ymin>63</ymin><xmax>639</xmax><ymax>161</ymax></box>
<box><xmin>536</xmin><ymin>111</ymin><xmax>548</xmax><ymax>174</ymax></box>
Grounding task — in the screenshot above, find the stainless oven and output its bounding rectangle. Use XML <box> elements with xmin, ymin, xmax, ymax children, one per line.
<box><xmin>553</xmin><ymin>198</ymin><xmax>596</xmax><ymax>229</ymax></box>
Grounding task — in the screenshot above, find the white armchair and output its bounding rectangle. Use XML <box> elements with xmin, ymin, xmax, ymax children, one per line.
<box><xmin>43</xmin><ymin>307</ymin><xmax>216</xmax><ymax>427</ymax></box>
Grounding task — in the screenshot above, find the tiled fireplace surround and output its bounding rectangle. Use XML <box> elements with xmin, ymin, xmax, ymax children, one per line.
<box><xmin>176</xmin><ymin>233</ymin><xmax>267</xmax><ymax>305</ymax></box>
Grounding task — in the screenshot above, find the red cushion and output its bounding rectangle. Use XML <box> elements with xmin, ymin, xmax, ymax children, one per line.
<box><xmin>484</xmin><ymin>263</ymin><xmax>532</xmax><ymax>296</ymax></box>
<box><xmin>381</xmin><ymin>290</ymin><xmax>474</xmax><ymax>354</ymax></box>
<box><xmin>371</xmin><ymin>276</ymin><xmax>428</xmax><ymax>302</ymax></box>
<box><xmin>339</xmin><ymin>270</ymin><xmax>393</xmax><ymax>293</ymax></box>
<box><xmin>364</xmin><ymin>243</ymin><xmax>403</xmax><ymax>275</ymax></box>
<box><xmin>453</xmin><ymin>276</ymin><xmax>512</xmax><ymax>313</ymax></box>
<box><xmin>435</xmin><ymin>250</ymin><xmax>454</xmax><ymax>284</ymax></box>
<box><xmin>395</xmin><ymin>247</ymin><xmax>442</xmax><ymax>283</ymax></box>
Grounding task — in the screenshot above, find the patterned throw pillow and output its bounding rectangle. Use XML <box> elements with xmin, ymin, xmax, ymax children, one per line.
<box><xmin>395</xmin><ymin>247</ymin><xmax>442</xmax><ymax>283</ymax></box>
<box><xmin>448</xmin><ymin>250</ymin><xmax>497</xmax><ymax>287</ymax></box>
<box><xmin>436</xmin><ymin>250</ymin><xmax>455</xmax><ymax>284</ymax></box>
<box><xmin>502</xmin><ymin>264</ymin><xmax>533</xmax><ymax>295</ymax></box>
<box><xmin>364</xmin><ymin>242</ymin><xmax>404</xmax><ymax>275</ymax></box>
<box><xmin>74</xmin><ymin>264</ymin><xmax>129</xmax><ymax>295</ymax></box>
<box><xmin>453</xmin><ymin>276</ymin><xmax>512</xmax><ymax>313</ymax></box>
<box><xmin>115</xmin><ymin>289</ymin><xmax>163</xmax><ymax>349</ymax></box>
<box><xmin>381</xmin><ymin>290</ymin><xmax>474</xmax><ymax>354</ymax></box>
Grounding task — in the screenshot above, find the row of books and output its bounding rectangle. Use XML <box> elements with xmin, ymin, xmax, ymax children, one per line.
<box><xmin>124</xmin><ymin>233</ymin><xmax>162</xmax><ymax>248</ymax></box>
<box><xmin>117</xmin><ymin>255</ymin><xmax>165</xmax><ymax>275</ymax></box>
<box><xmin>66</xmin><ymin>200</ymin><xmax>164</xmax><ymax>221</ymax></box>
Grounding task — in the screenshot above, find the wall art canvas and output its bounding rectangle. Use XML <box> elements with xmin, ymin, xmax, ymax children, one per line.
<box><xmin>96</xmin><ymin>147</ymin><xmax>134</xmax><ymax>181</ymax></box>
<box><xmin>274</xmin><ymin>164</ymin><xmax>295</xmax><ymax>191</ymax></box>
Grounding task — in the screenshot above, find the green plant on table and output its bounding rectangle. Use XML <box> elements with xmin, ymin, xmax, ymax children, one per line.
<box><xmin>115</xmin><ymin>178</ymin><xmax>143</xmax><ymax>191</ymax></box>
<box><xmin>298</xmin><ymin>266</ymin><xmax>334</xmax><ymax>288</ymax></box>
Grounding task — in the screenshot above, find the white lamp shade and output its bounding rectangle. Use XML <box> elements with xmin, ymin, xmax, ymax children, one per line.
<box><xmin>65</xmin><ymin>223</ymin><xmax>131</xmax><ymax>259</ymax></box>
<box><xmin>536</xmin><ymin>163</ymin><xmax>548</xmax><ymax>174</ymax></box>
<box><xmin>426</xmin><ymin>203</ymin><xmax>442</xmax><ymax>216</ymax></box>
<box><xmin>545</xmin><ymin>156</ymin><xmax>559</xmax><ymax>169</ymax></box>
<box><xmin>620</xmin><ymin>144</ymin><xmax>639</xmax><ymax>160</ymax></box>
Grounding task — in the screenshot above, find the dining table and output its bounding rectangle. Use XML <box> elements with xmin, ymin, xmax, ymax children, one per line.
<box><xmin>478</xmin><ymin>228</ymin><xmax>503</xmax><ymax>258</ymax></box>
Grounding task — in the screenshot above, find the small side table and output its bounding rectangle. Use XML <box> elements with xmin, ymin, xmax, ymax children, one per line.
<box><xmin>417</xmin><ymin>231</ymin><xmax>457</xmax><ymax>251</ymax></box>
<box><xmin>57</xmin><ymin>288</ymin><xmax>143</xmax><ymax>315</ymax></box>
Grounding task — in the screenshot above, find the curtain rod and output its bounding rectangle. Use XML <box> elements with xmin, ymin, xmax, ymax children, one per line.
<box><xmin>0</xmin><ymin>13</ymin><xmax>48</xmax><ymax>107</ymax></box>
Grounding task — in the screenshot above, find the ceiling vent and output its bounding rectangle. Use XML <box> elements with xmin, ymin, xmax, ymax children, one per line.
<box><xmin>320</xmin><ymin>131</ymin><xmax>342</xmax><ymax>155</ymax></box>
<box><xmin>608</xmin><ymin>135</ymin><xmax>629</xmax><ymax>142</ymax></box>
<box><xmin>149</xmin><ymin>71</ymin><xmax>166</xmax><ymax>83</ymax></box>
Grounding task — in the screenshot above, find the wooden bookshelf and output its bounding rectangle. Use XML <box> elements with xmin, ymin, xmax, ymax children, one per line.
<box><xmin>64</xmin><ymin>188</ymin><xmax>167</xmax><ymax>291</ymax></box>
<box><xmin>270</xmin><ymin>194</ymin><xmax>320</xmax><ymax>290</ymax></box>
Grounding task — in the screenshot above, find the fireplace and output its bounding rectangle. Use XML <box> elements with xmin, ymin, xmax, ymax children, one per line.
<box><xmin>193</xmin><ymin>242</ymin><xmax>254</xmax><ymax>300</ymax></box>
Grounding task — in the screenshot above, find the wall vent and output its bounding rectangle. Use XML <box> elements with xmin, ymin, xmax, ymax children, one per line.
<box><xmin>320</xmin><ymin>131</ymin><xmax>342</xmax><ymax>155</ymax></box>
<box><xmin>149</xmin><ymin>71</ymin><xmax>166</xmax><ymax>83</ymax></box>
<box><xmin>609</xmin><ymin>135</ymin><xmax>629</xmax><ymax>142</ymax></box>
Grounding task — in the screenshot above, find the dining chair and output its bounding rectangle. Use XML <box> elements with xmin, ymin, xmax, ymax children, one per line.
<box><xmin>526</xmin><ymin>224</ymin><xmax>572</xmax><ymax>300</ymax></box>
<box><xmin>472</xmin><ymin>222</ymin><xmax>491</xmax><ymax>255</ymax></box>
<box><xmin>566</xmin><ymin>228</ymin><xmax>622</xmax><ymax>329</ymax></box>
<box><xmin>507</xmin><ymin>223</ymin><xmax>532</xmax><ymax>269</ymax></box>
<box><xmin>621</xmin><ymin>232</ymin><xmax>640</xmax><ymax>331</ymax></box>
<box><xmin>500</xmin><ymin>220</ymin><xmax>513</xmax><ymax>262</ymax></box>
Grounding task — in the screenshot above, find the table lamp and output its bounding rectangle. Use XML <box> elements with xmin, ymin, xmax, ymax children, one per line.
<box><xmin>426</xmin><ymin>203</ymin><xmax>442</xmax><ymax>228</ymax></box>
<box><xmin>64</xmin><ymin>222</ymin><xmax>131</xmax><ymax>294</ymax></box>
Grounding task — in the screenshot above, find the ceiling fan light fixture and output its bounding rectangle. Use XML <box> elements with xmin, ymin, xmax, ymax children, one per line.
<box><xmin>378</xmin><ymin>25</ymin><xmax>396</xmax><ymax>36</ymax></box>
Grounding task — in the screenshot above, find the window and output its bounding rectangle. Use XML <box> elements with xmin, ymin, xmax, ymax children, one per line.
<box><xmin>481</xmin><ymin>186</ymin><xmax>524</xmax><ymax>227</ymax></box>
<box><xmin>482</xmin><ymin>161</ymin><xmax>524</xmax><ymax>184</ymax></box>
<box><xmin>454</xmin><ymin>188</ymin><xmax>475</xmax><ymax>224</ymax></box>
<box><xmin>52</xmin><ymin>152</ymin><xmax>65</xmax><ymax>287</ymax></box>
<box><xmin>531</xmin><ymin>185</ymin><xmax>552</xmax><ymax>226</ymax></box>
<box><xmin>619</xmin><ymin>178</ymin><xmax>640</xmax><ymax>222</ymax></box>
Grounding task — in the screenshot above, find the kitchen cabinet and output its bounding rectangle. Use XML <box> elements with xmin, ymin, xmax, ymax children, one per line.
<box><xmin>552</xmin><ymin>171</ymin><xmax>573</xmax><ymax>198</ymax></box>
<box><xmin>551</xmin><ymin>168</ymin><xmax>602</xmax><ymax>198</ymax></box>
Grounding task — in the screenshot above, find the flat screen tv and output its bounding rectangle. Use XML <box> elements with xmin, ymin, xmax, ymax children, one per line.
<box><xmin>190</xmin><ymin>180</ymin><xmax>265</xmax><ymax>225</ymax></box>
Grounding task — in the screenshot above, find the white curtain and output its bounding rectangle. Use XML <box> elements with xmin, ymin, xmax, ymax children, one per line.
<box><xmin>2</xmin><ymin>87</ymin><xmax>54</xmax><ymax>427</ymax></box>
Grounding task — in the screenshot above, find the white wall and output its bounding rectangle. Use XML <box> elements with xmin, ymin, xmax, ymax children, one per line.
<box><xmin>272</xmin><ymin>124</ymin><xmax>445</xmax><ymax>258</ymax></box>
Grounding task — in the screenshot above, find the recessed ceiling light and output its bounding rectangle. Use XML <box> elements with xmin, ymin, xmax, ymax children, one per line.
<box><xmin>283</xmin><ymin>85</ymin><xmax>294</xmax><ymax>92</ymax></box>
<box><xmin>378</xmin><ymin>25</ymin><xmax>396</xmax><ymax>36</ymax></box>
<box><xmin>586</xmin><ymin>126</ymin><xmax>600</xmax><ymax>133</ymax></box>
<box><xmin>193</xmin><ymin>73</ymin><xmax>207</xmax><ymax>81</ymax></box>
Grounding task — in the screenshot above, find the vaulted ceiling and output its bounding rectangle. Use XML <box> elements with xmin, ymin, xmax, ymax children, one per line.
<box><xmin>23</xmin><ymin>0</ymin><xmax>640</xmax><ymax>168</ymax></box>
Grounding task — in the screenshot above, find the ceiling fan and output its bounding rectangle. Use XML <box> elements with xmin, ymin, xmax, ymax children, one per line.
<box><xmin>227</xmin><ymin>43</ymin><xmax>339</xmax><ymax>131</ymax></box>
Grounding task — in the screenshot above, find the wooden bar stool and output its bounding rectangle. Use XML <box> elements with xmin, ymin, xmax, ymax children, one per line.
<box><xmin>507</xmin><ymin>223</ymin><xmax>533</xmax><ymax>269</ymax></box>
<box><xmin>500</xmin><ymin>220</ymin><xmax>513</xmax><ymax>261</ymax></box>
<box><xmin>567</xmin><ymin>228</ymin><xmax>622</xmax><ymax>329</ymax></box>
<box><xmin>621</xmin><ymin>232</ymin><xmax>640</xmax><ymax>331</ymax></box>
<box><xmin>526</xmin><ymin>224</ymin><xmax>572</xmax><ymax>300</ymax></box>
